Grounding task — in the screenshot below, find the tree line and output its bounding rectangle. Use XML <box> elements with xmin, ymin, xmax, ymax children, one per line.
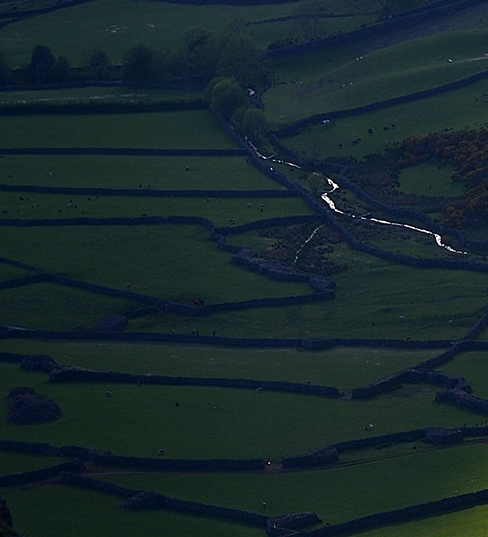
<box><xmin>0</xmin><ymin>29</ymin><xmax>271</xmax><ymax>150</ymax></box>
<box><xmin>0</xmin><ymin>26</ymin><xmax>268</xmax><ymax>88</ymax></box>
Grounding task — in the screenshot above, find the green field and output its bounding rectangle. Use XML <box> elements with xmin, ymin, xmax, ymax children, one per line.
<box><xmin>266</xmin><ymin>29</ymin><xmax>488</xmax><ymax>126</ymax></box>
<box><xmin>2</xmin><ymin>2</ymin><xmax>488</xmax><ymax>537</ymax></box>
<box><xmin>0</xmin><ymin>362</ymin><xmax>474</xmax><ymax>459</ymax></box>
<box><xmin>0</xmin><ymin>192</ymin><xmax>310</xmax><ymax>223</ymax></box>
<box><xmin>0</xmin><ymin>339</ymin><xmax>441</xmax><ymax>392</ymax></box>
<box><xmin>281</xmin><ymin>74</ymin><xmax>488</xmax><ymax>160</ymax></box>
<box><xmin>0</xmin><ymin>282</ymin><xmax>140</xmax><ymax>330</ymax></box>
<box><xmin>103</xmin><ymin>442</ymin><xmax>488</xmax><ymax>520</ymax></box>
<box><xmin>0</xmin><ymin>85</ymin><xmax>204</xmax><ymax>104</ymax></box>
<box><xmin>0</xmin><ymin>154</ymin><xmax>283</xmax><ymax>190</ymax></box>
<box><xmin>0</xmin><ymin>0</ymin><xmax>383</xmax><ymax>66</ymax></box>
<box><xmin>0</xmin><ymin>110</ymin><xmax>236</xmax><ymax>148</ymax></box>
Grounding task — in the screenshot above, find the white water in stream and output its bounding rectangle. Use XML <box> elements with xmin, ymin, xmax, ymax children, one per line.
<box><xmin>321</xmin><ymin>178</ymin><xmax>467</xmax><ymax>255</ymax></box>
<box><xmin>251</xmin><ymin>144</ymin><xmax>467</xmax><ymax>256</ymax></box>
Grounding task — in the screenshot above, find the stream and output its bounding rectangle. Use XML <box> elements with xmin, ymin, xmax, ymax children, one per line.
<box><xmin>321</xmin><ymin>178</ymin><xmax>467</xmax><ymax>255</ymax></box>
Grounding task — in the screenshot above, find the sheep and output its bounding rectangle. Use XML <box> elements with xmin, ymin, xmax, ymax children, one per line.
<box><xmin>158</xmin><ymin>449</ymin><xmax>166</xmax><ymax>456</ymax></box>
<box><xmin>368</xmin><ymin>423</ymin><xmax>374</xmax><ymax>431</ymax></box>
<box><xmin>262</xmin><ymin>502</ymin><xmax>267</xmax><ymax>509</ymax></box>
<box><xmin>105</xmin><ymin>391</ymin><xmax>112</xmax><ymax>397</ymax></box>
<box><xmin>256</xmin><ymin>387</ymin><xmax>263</xmax><ymax>392</ymax></box>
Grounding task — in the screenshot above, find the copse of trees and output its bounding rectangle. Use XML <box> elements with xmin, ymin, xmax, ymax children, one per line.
<box><xmin>122</xmin><ymin>28</ymin><xmax>268</xmax><ymax>89</ymax></box>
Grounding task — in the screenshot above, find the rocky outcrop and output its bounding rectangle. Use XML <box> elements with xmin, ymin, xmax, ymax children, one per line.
<box><xmin>6</xmin><ymin>387</ymin><xmax>62</xmax><ymax>425</ymax></box>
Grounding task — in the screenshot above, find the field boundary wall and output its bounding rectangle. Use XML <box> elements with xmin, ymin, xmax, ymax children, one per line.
<box><xmin>268</xmin><ymin>0</ymin><xmax>485</xmax><ymax>59</ymax></box>
<box><xmin>0</xmin><ymin>459</ymin><xmax>84</xmax><ymax>486</ymax></box>
<box><xmin>273</xmin><ymin>68</ymin><xmax>488</xmax><ymax>137</ymax></box>
<box><xmin>48</xmin><ymin>366</ymin><xmax>343</xmax><ymax>398</ymax></box>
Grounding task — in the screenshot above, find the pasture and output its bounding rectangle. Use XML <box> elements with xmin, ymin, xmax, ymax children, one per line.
<box><xmin>0</xmin><ymin>154</ymin><xmax>280</xmax><ymax>190</ymax></box>
<box><xmin>0</xmin><ymin>85</ymin><xmax>204</xmax><ymax>104</ymax></box>
<box><xmin>266</xmin><ymin>29</ymin><xmax>488</xmax><ymax>126</ymax></box>
<box><xmin>2</xmin><ymin>2</ymin><xmax>488</xmax><ymax>537</ymax></box>
<box><xmin>0</xmin><ymin>191</ymin><xmax>309</xmax><ymax>223</ymax></box>
<box><xmin>281</xmin><ymin>74</ymin><xmax>488</xmax><ymax>160</ymax></box>
<box><xmin>0</xmin><ymin>110</ymin><xmax>236</xmax><ymax>148</ymax></box>
<box><xmin>0</xmin><ymin>339</ymin><xmax>441</xmax><ymax>392</ymax></box>
<box><xmin>0</xmin><ymin>0</ymin><xmax>379</xmax><ymax>67</ymax></box>
<box><xmin>0</xmin><ymin>362</ymin><xmax>474</xmax><ymax>459</ymax></box>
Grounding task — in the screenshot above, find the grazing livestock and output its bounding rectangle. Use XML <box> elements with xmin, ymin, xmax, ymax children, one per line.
<box><xmin>105</xmin><ymin>391</ymin><xmax>112</xmax><ymax>397</ymax></box>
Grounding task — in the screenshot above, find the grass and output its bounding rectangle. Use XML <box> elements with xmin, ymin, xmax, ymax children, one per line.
<box><xmin>0</xmin><ymin>364</ymin><xmax>475</xmax><ymax>459</ymax></box>
<box><xmin>0</xmin><ymin>339</ymin><xmax>440</xmax><ymax>393</ymax></box>
<box><xmin>0</xmin><ymin>192</ymin><xmax>311</xmax><ymax>224</ymax></box>
<box><xmin>0</xmin><ymin>485</ymin><xmax>263</xmax><ymax>537</ymax></box>
<box><xmin>0</xmin><ymin>452</ymin><xmax>62</xmax><ymax>474</ymax></box>
<box><xmin>133</xmin><ymin>262</ymin><xmax>486</xmax><ymax>339</ymax></box>
<box><xmin>0</xmin><ymin>85</ymin><xmax>204</xmax><ymax>104</ymax></box>
<box><xmin>0</xmin><ymin>110</ymin><xmax>236</xmax><ymax>149</ymax></box>
<box><xmin>397</xmin><ymin>163</ymin><xmax>463</xmax><ymax>197</ymax></box>
<box><xmin>102</xmin><ymin>442</ymin><xmax>488</xmax><ymax>521</ymax></box>
<box><xmin>0</xmin><ymin>154</ymin><xmax>283</xmax><ymax>190</ymax></box>
<box><xmin>266</xmin><ymin>29</ymin><xmax>488</xmax><ymax>126</ymax></box>
<box><xmin>0</xmin><ymin>282</ymin><xmax>139</xmax><ymax>330</ymax></box>
<box><xmin>281</xmin><ymin>74</ymin><xmax>488</xmax><ymax>160</ymax></box>
<box><xmin>440</xmin><ymin>351</ymin><xmax>488</xmax><ymax>400</ymax></box>
<box><xmin>0</xmin><ymin>225</ymin><xmax>311</xmax><ymax>305</ymax></box>
<box><xmin>0</xmin><ymin>0</ymin><xmax>385</xmax><ymax>67</ymax></box>
<box><xmin>0</xmin><ymin>262</ymin><xmax>30</xmax><ymax>282</ymax></box>
<box><xmin>1</xmin><ymin>5</ymin><xmax>488</xmax><ymax>535</ymax></box>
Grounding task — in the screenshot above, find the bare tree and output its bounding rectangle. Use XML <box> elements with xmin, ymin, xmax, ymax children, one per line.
<box><xmin>293</xmin><ymin>0</ymin><xmax>326</xmax><ymax>41</ymax></box>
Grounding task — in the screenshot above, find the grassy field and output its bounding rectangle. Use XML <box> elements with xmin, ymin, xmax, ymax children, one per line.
<box><xmin>0</xmin><ymin>225</ymin><xmax>312</xmax><ymax>304</ymax></box>
<box><xmin>0</xmin><ymin>363</ymin><xmax>474</xmax><ymax>459</ymax></box>
<box><xmin>126</xmin><ymin>261</ymin><xmax>488</xmax><ymax>340</ymax></box>
<box><xmin>0</xmin><ymin>192</ymin><xmax>311</xmax><ymax>223</ymax></box>
<box><xmin>0</xmin><ymin>85</ymin><xmax>204</xmax><ymax>104</ymax></box>
<box><xmin>0</xmin><ymin>339</ymin><xmax>441</xmax><ymax>392</ymax></box>
<box><xmin>0</xmin><ymin>485</ymin><xmax>263</xmax><ymax>537</ymax></box>
<box><xmin>266</xmin><ymin>29</ymin><xmax>488</xmax><ymax>126</ymax></box>
<box><xmin>440</xmin><ymin>351</ymin><xmax>488</xmax><ymax>400</ymax></box>
<box><xmin>103</xmin><ymin>442</ymin><xmax>488</xmax><ymax>520</ymax></box>
<box><xmin>0</xmin><ymin>0</ymin><xmax>383</xmax><ymax>66</ymax></box>
<box><xmin>2</xmin><ymin>3</ymin><xmax>488</xmax><ymax>537</ymax></box>
<box><xmin>0</xmin><ymin>110</ymin><xmax>236</xmax><ymax>148</ymax></box>
<box><xmin>0</xmin><ymin>154</ymin><xmax>283</xmax><ymax>190</ymax></box>
<box><xmin>281</xmin><ymin>74</ymin><xmax>488</xmax><ymax>161</ymax></box>
<box><xmin>397</xmin><ymin>163</ymin><xmax>462</xmax><ymax>197</ymax></box>
<box><xmin>0</xmin><ymin>282</ymin><xmax>139</xmax><ymax>330</ymax></box>
<box><xmin>0</xmin><ymin>262</ymin><xmax>30</xmax><ymax>282</ymax></box>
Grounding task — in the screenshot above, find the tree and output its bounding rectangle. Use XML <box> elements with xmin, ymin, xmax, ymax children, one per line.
<box><xmin>86</xmin><ymin>48</ymin><xmax>111</xmax><ymax>80</ymax></box>
<box><xmin>292</xmin><ymin>0</ymin><xmax>326</xmax><ymax>41</ymax></box>
<box><xmin>179</xmin><ymin>27</ymin><xmax>221</xmax><ymax>85</ymax></box>
<box><xmin>30</xmin><ymin>45</ymin><xmax>55</xmax><ymax>84</ymax></box>
<box><xmin>233</xmin><ymin>106</ymin><xmax>268</xmax><ymax>144</ymax></box>
<box><xmin>207</xmin><ymin>77</ymin><xmax>248</xmax><ymax>120</ymax></box>
<box><xmin>217</xmin><ymin>34</ymin><xmax>267</xmax><ymax>88</ymax></box>
<box><xmin>122</xmin><ymin>45</ymin><xmax>155</xmax><ymax>83</ymax></box>
<box><xmin>51</xmin><ymin>56</ymin><xmax>70</xmax><ymax>83</ymax></box>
